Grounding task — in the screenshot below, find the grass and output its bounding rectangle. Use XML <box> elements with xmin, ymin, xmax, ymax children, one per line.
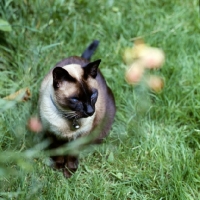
<box><xmin>0</xmin><ymin>0</ymin><xmax>200</xmax><ymax>199</ymax></box>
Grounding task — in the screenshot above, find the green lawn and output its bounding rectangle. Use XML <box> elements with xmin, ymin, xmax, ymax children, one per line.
<box><xmin>0</xmin><ymin>0</ymin><xmax>200</xmax><ymax>199</ymax></box>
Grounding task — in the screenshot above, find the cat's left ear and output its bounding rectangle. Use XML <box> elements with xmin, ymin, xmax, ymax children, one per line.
<box><xmin>83</xmin><ymin>59</ymin><xmax>101</xmax><ymax>78</ymax></box>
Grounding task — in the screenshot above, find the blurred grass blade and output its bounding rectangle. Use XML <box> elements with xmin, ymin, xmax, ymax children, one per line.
<box><xmin>40</xmin><ymin>42</ymin><xmax>63</xmax><ymax>52</ymax></box>
<box><xmin>0</xmin><ymin>99</ymin><xmax>17</xmax><ymax>112</ymax></box>
<box><xmin>0</xmin><ymin>19</ymin><xmax>12</xmax><ymax>32</ymax></box>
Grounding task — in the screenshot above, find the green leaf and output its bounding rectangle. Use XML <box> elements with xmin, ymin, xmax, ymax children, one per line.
<box><xmin>0</xmin><ymin>19</ymin><xmax>12</xmax><ymax>32</ymax></box>
<box><xmin>107</xmin><ymin>152</ymin><xmax>114</xmax><ymax>163</ymax></box>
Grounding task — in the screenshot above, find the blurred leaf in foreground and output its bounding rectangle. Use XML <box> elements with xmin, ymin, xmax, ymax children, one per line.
<box><xmin>0</xmin><ymin>19</ymin><xmax>12</xmax><ymax>32</ymax></box>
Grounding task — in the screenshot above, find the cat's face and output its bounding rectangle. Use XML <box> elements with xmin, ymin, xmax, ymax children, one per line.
<box><xmin>52</xmin><ymin>59</ymin><xmax>101</xmax><ymax>119</ymax></box>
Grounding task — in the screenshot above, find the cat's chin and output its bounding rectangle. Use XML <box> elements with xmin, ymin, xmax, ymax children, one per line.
<box><xmin>76</xmin><ymin>112</ymin><xmax>94</xmax><ymax>119</ymax></box>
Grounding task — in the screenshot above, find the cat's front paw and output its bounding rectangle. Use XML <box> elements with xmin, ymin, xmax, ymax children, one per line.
<box><xmin>63</xmin><ymin>156</ymin><xmax>79</xmax><ymax>178</ymax></box>
<box><xmin>51</xmin><ymin>156</ymin><xmax>65</xmax><ymax>170</ymax></box>
<box><xmin>51</xmin><ymin>155</ymin><xmax>79</xmax><ymax>178</ymax></box>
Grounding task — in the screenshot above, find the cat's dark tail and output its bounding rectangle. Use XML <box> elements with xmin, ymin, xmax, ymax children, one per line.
<box><xmin>81</xmin><ymin>40</ymin><xmax>99</xmax><ymax>61</ymax></box>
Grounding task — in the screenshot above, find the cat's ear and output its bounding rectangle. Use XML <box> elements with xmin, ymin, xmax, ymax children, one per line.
<box><xmin>83</xmin><ymin>59</ymin><xmax>101</xmax><ymax>78</ymax></box>
<box><xmin>52</xmin><ymin>67</ymin><xmax>75</xmax><ymax>89</ymax></box>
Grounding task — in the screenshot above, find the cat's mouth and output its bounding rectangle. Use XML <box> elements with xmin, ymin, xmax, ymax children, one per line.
<box><xmin>76</xmin><ymin>112</ymin><xmax>94</xmax><ymax>119</ymax></box>
<box><xmin>63</xmin><ymin>111</ymin><xmax>94</xmax><ymax>130</ymax></box>
<box><xmin>63</xmin><ymin>111</ymin><xmax>94</xmax><ymax>120</ymax></box>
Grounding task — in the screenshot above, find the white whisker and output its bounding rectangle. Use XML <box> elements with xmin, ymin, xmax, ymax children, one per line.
<box><xmin>62</xmin><ymin>112</ymin><xmax>78</xmax><ymax>119</ymax></box>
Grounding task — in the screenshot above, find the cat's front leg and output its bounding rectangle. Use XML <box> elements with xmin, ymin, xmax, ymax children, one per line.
<box><xmin>51</xmin><ymin>155</ymin><xmax>65</xmax><ymax>170</ymax></box>
<box><xmin>63</xmin><ymin>155</ymin><xmax>79</xmax><ymax>178</ymax></box>
<box><xmin>51</xmin><ymin>155</ymin><xmax>79</xmax><ymax>178</ymax></box>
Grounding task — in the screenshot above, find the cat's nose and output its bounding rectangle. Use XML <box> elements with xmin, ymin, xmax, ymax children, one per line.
<box><xmin>86</xmin><ymin>105</ymin><xmax>94</xmax><ymax>116</ymax></box>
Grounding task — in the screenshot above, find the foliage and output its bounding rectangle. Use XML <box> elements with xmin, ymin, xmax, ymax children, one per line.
<box><xmin>0</xmin><ymin>0</ymin><xmax>199</xmax><ymax>199</ymax></box>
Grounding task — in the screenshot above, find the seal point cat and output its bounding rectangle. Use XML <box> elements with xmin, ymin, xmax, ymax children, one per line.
<box><xmin>39</xmin><ymin>41</ymin><xmax>116</xmax><ymax>178</ymax></box>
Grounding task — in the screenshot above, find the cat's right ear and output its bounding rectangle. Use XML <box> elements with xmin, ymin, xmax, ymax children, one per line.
<box><xmin>83</xmin><ymin>59</ymin><xmax>101</xmax><ymax>79</ymax></box>
<box><xmin>52</xmin><ymin>67</ymin><xmax>75</xmax><ymax>89</ymax></box>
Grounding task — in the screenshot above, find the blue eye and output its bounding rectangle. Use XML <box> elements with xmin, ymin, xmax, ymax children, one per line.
<box><xmin>71</xmin><ymin>98</ymin><xmax>79</xmax><ymax>103</ymax></box>
<box><xmin>91</xmin><ymin>91</ymin><xmax>98</xmax><ymax>100</ymax></box>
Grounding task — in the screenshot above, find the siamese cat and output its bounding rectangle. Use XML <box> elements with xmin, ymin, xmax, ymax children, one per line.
<box><xmin>39</xmin><ymin>40</ymin><xmax>116</xmax><ymax>178</ymax></box>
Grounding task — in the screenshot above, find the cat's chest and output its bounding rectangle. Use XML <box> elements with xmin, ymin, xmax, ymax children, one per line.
<box><xmin>48</xmin><ymin>115</ymin><xmax>95</xmax><ymax>140</ymax></box>
<box><xmin>40</xmin><ymin>100</ymin><xmax>95</xmax><ymax>139</ymax></box>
